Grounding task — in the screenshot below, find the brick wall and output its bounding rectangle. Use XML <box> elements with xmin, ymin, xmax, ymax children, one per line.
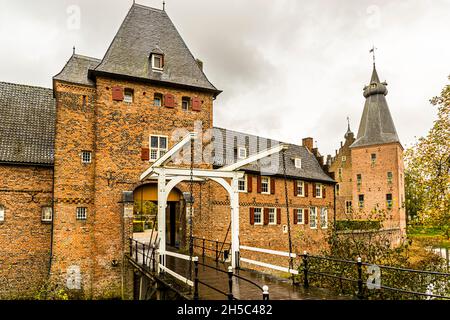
<box><xmin>0</xmin><ymin>164</ymin><xmax>53</xmax><ymax>299</ymax></box>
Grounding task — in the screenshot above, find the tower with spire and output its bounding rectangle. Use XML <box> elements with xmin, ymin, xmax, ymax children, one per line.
<box><xmin>329</xmin><ymin>62</ymin><xmax>406</xmax><ymax>242</ymax></box>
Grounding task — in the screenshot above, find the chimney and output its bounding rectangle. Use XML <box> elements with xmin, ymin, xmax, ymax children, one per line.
<box><xmin>302</xmin><ymin>137</ymin><xmax>313</xmax><ymax>152</ymax></box>
<box><xmin>196</xmin><ymin>58</ymin><xmax>204</xmax><ymax>71</ymax></box>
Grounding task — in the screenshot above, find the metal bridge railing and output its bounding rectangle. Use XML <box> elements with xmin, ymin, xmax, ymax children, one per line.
<box><xmin>192</xmin><ymin>236</ymin><xmax>232</xmax><ymax>263</ymax></box>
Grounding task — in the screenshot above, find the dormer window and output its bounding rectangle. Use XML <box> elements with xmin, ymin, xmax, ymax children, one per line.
<box><xmin>238</xmin><ymin>147</ymin><xmax>247</xmax><ymax>159</ymax></box>
<box><xmin>152</xmin><ymin>54</ymin><xmax>164</xmax><ymax>71</ymax></box>
<box><xmin>294</xmin><ymin>158</ymin><xmax>302</xmax><ymax>169</ymax></box>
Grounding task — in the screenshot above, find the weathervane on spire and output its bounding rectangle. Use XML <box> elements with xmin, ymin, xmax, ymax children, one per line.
<box><xmin>347</xmin><ymin>117</ymin><xmax>351</xmax><ymax>130</ymax></box>
<box><xmin>163</xmin><ymin>1</ymin><xmax>166</xmax><ymax>11</ymax></box>
<box><xmin>370</xmin><ymin>45</ymin><xmax>377</xmax><ymax>66</ymax></box>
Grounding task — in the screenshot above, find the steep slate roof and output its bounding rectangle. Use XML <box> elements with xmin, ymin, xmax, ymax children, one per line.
<box><xmin>53</xmin><ymin>54</ymin><xmax>101</xmax><ymax>86</ymax></box>
<box><xmin>213</xmin><ymin>127</ymin><xmax>335</xmax><ymax>183</ymax></box>
<box><xmin>351</xmin><ymin>66</ymin><xmax>401</xmax><ymax>149</ymax></box>
<box><xmin>92</xmin><ymin>4</ymin><xmax>220</xmax><ymax>94</ymax></box>
<box><xmin>0</xmin><ymin>82</ymin><xmax>55</xmax><ymax>165</ymax></box>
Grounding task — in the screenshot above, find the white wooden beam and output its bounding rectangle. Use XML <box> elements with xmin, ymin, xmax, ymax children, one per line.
<box><xmin>140</xmin><ymin>132</ymin><xmax>196</xmax><ymax>181</ymax></box>
<box><xmin>218</xmin><ymin>143</ymin><xmax>289</xmax><ymax>172</ymax></box>
<box><xmin>153</xmin><ymin>167</ymin><xmax>244</xmax><ymax>179</ymax></box>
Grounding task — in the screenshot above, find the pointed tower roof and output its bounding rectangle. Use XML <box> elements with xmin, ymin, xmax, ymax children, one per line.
<box><xmin>90</xmin><ymin>3</ymin><xmax>220</xmax><ymax>95</ymax></box>
<box><xmin>351</xmin><ymin>65</ymin><xmax>401</xmax><ymax>149</ymax></box>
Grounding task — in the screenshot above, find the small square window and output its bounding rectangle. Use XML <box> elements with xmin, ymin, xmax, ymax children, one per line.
<box><xmin>154</xmin><ymin>93</ymin><xmax>162</xmax><ymax>107</ymax></box>
<box><xmin>41</xmin><ymin>207</ymin><xmax>53</xmax><ymax>222</ymax></box>
<box><xmin>152</xmin><ymin>54</ymin><xmax>164</xmax><ymax>70</ymax></box>
<box><xmin>182</xmin><ymin>97</ymin><xmax>191</xmax><ymax>111</ymax></box>
<box><xmin>238</xmin><ymin>147</ymin><xmax>247</xmax><ymax>159</ymax></box>
<box><xmin>254</xmin><ymin>208</ymin><xmax>263</xmax><ymax>225</ymax></box>
<box><xmin>124</xmin><ymin>89</ymin><xmax>134</xmax><ymax>103</ymax></box>
<box><xmin>295</xmin><ymin>158</ymin><xmax>302</xmax><ymax>169</ymax></box>
<box><xmin>342</xmin><ymin>156</ymin><xmax>347</xmax><ymax>162</ymax></box>
<box><xmin>81</xmin><ymin>151</ymin><xmax>92</xmax><ymax>164</ymax></box>
<box><xmin>76</xmin><ymin>207</ymin><xmax>87</xmax><ymax>221</ymax></box>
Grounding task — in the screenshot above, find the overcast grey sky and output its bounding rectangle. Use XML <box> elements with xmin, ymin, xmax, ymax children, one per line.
<box><xmin>0</xmin><ymin>0</ymin><xmax>449</xmax><ymax>156</ymax></box>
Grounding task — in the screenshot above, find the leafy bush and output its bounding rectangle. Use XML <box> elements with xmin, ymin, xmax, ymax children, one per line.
<box><xmin>133</xmin><ymin>221</ymin><xmax>144</xmax><ymax>233</ymax></box>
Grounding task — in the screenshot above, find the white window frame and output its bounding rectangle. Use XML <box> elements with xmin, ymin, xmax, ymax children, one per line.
<box><xmin>238</xmin><ymin>175</ymin><xmax>247</xmax><ymax>193</ymax></box>
<box><xmin>342</xmin><ymin>156</ymin><xmax>347</xmax><ymax>162</ymax></box>
<box><xmin>238</xmin><ymin>147</ymin><xmax>247</xmax><ymax>159</ymax></box>
<box><xmin>0</xmin><ymin>205</ymin><xmax>5</xmax><ymax>222</ymax></box>
<box><xmin>76</xmin><ymin>207</ymin><xmax>87</xmax><ymax>221</ymax></box>
<box><xmin>152</xmin><ymin>54</ymin><xmax>164</xmax><ymax>71</ymax></box>
<box><xmin>254</xmin><ymin>208</ymin><xmax>263</xmax><ymax>226</ymax></box>
<box><xmin>268</xmin><ymin>208</ymin><xmax>276</xmax><ymax>225</ymax></box>
<box><xmin>154</xmin><ymin>94</ymin><xmax>162</xmax><ymax>107</ymax></box>
<box><xmin>124</xmin><ymin>89</ymin><xmax>134</xmax><ymax>103</ymax></box>
<box><xmin>81</xmin><ymin>151</ymin><xmax>92</xmax><ymax>164</ymax></box>
<box><xmin>315</xmin><ymin>183</ymin><xmax>322</xmax><ymax>198</ymax></box>
<box><xmin>297</xmin><ymin>208</ymin><xmax>304</xmax><ymax>225</ymax></box>
<box><xmin>310</xmin><ymin>207</ymin><xmax>317</xmax><ymax>229</ymax></box>
<box><xmin>261</xmin><ymin>177</ymin><xmax>270</xmax><ymax>194</ymax></box>
<box><xmin>320</xmin><ymin>207</ymin><xmax>328</xmax><ymax>229</ymax></box>
<box><xmin>294</xmin><ymin>158</ymin><xmax>302</xmax><ymax>169</ymax></box>
<box><xmin>41</xmin><ymin>207</ymin><xmax>53</xmax><ymax>222</ymax></box>
<box><xmin>150</xmin><ymin>135</ymin><xmax>168</xmax><ymax>162</ymax></box>
<box><xmin>296</xmin><ymin>180</ymin><xmax>305</xmax><ymax>197</ymax></box>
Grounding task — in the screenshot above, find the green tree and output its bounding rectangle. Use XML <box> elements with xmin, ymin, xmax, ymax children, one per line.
<box><xmin>404</xmin><ymin>76</ymin><xmax>450</xmax><ymax>238</ymax></box>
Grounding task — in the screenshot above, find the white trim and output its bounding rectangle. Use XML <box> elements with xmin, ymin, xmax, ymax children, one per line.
<box><xmin>294</xmin><ymin>158</ymin><xmax>302</xmax><ymax>169</ymax></box>
<box><xmin>296</xmin><ymin>208</ymin><xmax>304</xmax><ymax>225</ymax></box>
<box><xmin>238</xmin><ymin>146</ymin><xmax>247</xmax><ymax>159</ymax></box>
<box><xmin>164</xmin><ymin>250</ymin><xmax>198</xmax><ymax>262</ymax></box>
<box><xmin>240</xmin><ymin>245</ymin><xmax>297</xmax><ymax>258</ymax></box>
<box><xmin>253</xmin><ymin>208</ymin><xmax>263</xmax><ymax>225</ymax></box>
<box><xmin>238</xmin><ymin>175</ymin><xmax>247</xmax><ymax>193</ymax></box>
<box><xmin>309</xmin><ymin>207</ymin><xmax>317</xmax><ymax>229</ymax></box>
<box><xmin>149</xmin><ymin>135</ymin><xmax>169</xmax><ymax>162</ymax></box>
<box><xmin>315</xmin><ymin>183</ymin><xmax>323</xmax><ymax>199</ymax></box>
<box><xmin>153</xmin><ymin>167</ymin><xmax>244</xmax><ymax>179</ymax></box>
<box><xmin>152</xmin><ymin>54</ymin><xmax>164</xmax><ymax>71</ymax></box>
<box><xmin>41</xmin><ymin>207</ymin><xmax>53</xmax><ymax>222</ymax></box>
<box><xmin>159</xmin><ymin>264</ymin><xmax>194</xmax><ymax>287</ymax></box>
<box><xmin>218</xmin><ymin>143</ymin><xmax>289</xmax><ymax>172</ymax></box>
<box><xmin>261</xmin><ymin>177</ymin><xmax>270</xmax><ymax>195</ymax></box>
<box><xmin>296</xmin><ymin>180</ymin><xmax>305</xmax><ymax>197</ymax></box>
<box><xmin>268</xmin><ymin>208</ymin><xmax>276</xmax><ymax>225</ymax></box>
<box><xmin>320</xmin><ymin>207</ymin><xmax>328</xmax><ymax>229</ymax></box>
<box><xmin>240</xmin><ymin>258</ymin><xmax>298</xmax><ymax>275</ymax></box>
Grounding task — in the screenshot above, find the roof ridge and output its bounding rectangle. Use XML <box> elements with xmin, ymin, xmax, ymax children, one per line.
<box><xmin>0</xmin><ymin>81</ymin><xmax>52</xmax><ymax>91</ymax></box>
<box><xmin>73</xmin><ymin>54</ymin><xmax>101</xmax><ymax>62</ymax></box>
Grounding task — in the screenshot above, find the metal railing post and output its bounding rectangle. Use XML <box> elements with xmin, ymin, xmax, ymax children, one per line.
<box><xmin>263</xmin><ymin>285</ymin><xmax>270</xmax><ymax>300</ymax></box>
<box><xmin>194</xmin><ymin>259</ymin><xmax>199</xmax><ymax>300</ymax></box>
<box><xmin>202</xmin><ymin>237</ymin><xmax>206</xmax><ymax>258</ymax></box>
<box><xmin>129</xmin><ymin>238</ymin><xmax>132</xmax><ymax>257</ymax></box>
<box><xmin>135</xmin><ymin>240</ymin><xmax>138</xmax><ymax>261</ymax></box>
<box><xmin>142</xmin><ymin>243</ymin><xmax>146</xmax><ymax>266</ymax></box>
<box><xmin>215</xmin><ymin>239</ymin><xmax>219</xmax><ymax>263</ymax></box>
<box><xmin>303</xmin><ymin>251</ymin><xmax>309</xmax><ymax>288</ymax></box>
<box><xmin>152</xmin><ymin>247</ymin><xmax>156</xmax><ymax>272</ymax></box>
<box><xmin>357</xmin><ymin>257</ymin><xmax>363</xmax><ymax>299</ymax></box>
<box><xmin>227</xmin><ymin>266</ymin><xmax>234</xmax><ymax>301</ymax></box>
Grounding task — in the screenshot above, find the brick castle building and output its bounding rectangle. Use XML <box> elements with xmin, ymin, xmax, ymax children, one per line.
<box><xmin>0</xmin><ymin>3</ymin><xmax>404</xmax><ymax>299</ymax></box>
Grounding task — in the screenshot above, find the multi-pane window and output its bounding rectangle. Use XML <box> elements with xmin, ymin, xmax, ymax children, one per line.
<box><xmin>124</xmin><ymin>88</ymin><xmax>134</xmax><ymax>103</ymax></box>
<box><xmin>315</xmin><ymin>183</ymin><xmax>322</xmax><ymax>198</ymax></box>
<box><xmin>154</xmin><ymin>93</ymin><xmax>162</xmax><ymax>106</ymax></box>
<box><xmin>81</xmin><ymin>151</ymin><xmax>92</xmax><ymax>164</ymax></box>
<box><xmin>76</xmin><ymin>207</ymin><xmax>87</xmax><ymax>221</ymax></box>
<box><xmin>320</xmin><ymin>207</ymin><xmax>328</xmax><ymax>229</ymax></box>
<box><xmin>387</xmin><ymin>172</ymin><xmax>393</xmax><ymax>184</ymax></box>
<box><xmin>386</xmin><ymin>194</ymin><xmax>393</xmax><ymax>209</ymax></box>
<box><xmin>238</xmin><ymin>147</ymin><xmax>247</xmax><ymax>159</ymax></box>
<box><xmin>338</xmin><ymin>168</ymin><xmax>343</xmax><ymax>180</ymax></box>
<box><xmin>295</xmin><ymin>158</ymin><xmax>302</xmax><ymax>169</ymax></box>
<box><xmin>336</xmin><ymin>184</ymin><xmax>340</xmax><ymax>196</ymax></box>
<box><xmin>238</xmin><ymin>176</ymin><xmax>247</xmax><ymax>192</ymax></box>
<box><xmin>182</xmin><ymin>97</ymin><xmax>191</xmax><ymax>111</ymax></box>
<box><xmin>296</xmin><ymin>181</ymin><xmax>304</xmax><ymax>197</ymax></box>
<box><xmin>41</xmin><ymin>207</ymin><xmax>53</xmax><ymax>222</ymax></box>
<box><xmin>0</xmin><ymin>205</ymin><xmax>4</xmax><ymax>222</ymax></box>
<box><xmin>150</xmin><ymin>136</ymin><xmax>168</xmax><ymax>161</ymax></box>
<box><xmin>345</xmin><ymin>201</ymin><xmax>352</xmax><ymax>214</ymax></box>
<box><xmin>297</xmin><ymin>208</ymin><xmax>304</xmax><ymax>225</ymax></box>
<box><xmin>261</xmin><ymin>177</ymin><xmax>269</xmax><ymax>194</ymax></box>
<box><xmin>358</xmin><ymin>195</ymin><xmax>364</xmax><ymax>208</ymax></box>
<box><xmin>357</xmin><ymin>174</ymin><xmax>362</xmax><ymax>186</ymax></box>
<box><xmin>342</xmin><ymin>156</ymin><xmax>347</xmax><ymax>162</ymax></box>
<box><xmin>268</xmin><ymin>208</ymin><xmax>276</xmax><ymax>225</ymax></box>
<box><xmin>310</xmin><ymin>207</ymin><xmax>317</xmax><ymax>229</ymax></box>
<box><xmin>254</xmin><ymin>208</ymin><xmax>263</xmax><ymax>225</ymax></box>
<box><xmin>152</xmin><ymin>54</ymin><xmax>163</xmax><ymax>70</ymax></box>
